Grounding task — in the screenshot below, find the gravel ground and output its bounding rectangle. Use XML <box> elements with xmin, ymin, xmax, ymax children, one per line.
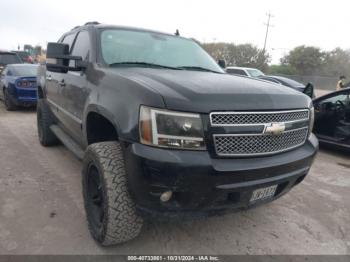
<box><xmin>0</xmin><ymin>101</ymin><xmax>349</xmax><ymax>255</ymax></box>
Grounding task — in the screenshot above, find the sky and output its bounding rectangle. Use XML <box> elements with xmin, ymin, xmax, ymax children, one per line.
<box><xmin>1</xmin><ymin>0</ymin><xmax>349</xmax><ymax>64</ymax></box>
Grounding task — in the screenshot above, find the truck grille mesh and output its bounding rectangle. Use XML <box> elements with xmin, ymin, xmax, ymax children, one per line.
<box><xmin>210</xmin><ymin>110</ymin><xmax>309</xmax><ymax>125</ymax></box>
<box><xmin>214</xmin><ymin>127</ymin><xmax>308</xmax><ymax>156</ymax></box>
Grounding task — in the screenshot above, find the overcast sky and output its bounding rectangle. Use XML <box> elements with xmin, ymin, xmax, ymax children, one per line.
<box><xmin>1</xmin><ymin>0</ymin><xmax>349</xmax><ymax>63</ymax></box>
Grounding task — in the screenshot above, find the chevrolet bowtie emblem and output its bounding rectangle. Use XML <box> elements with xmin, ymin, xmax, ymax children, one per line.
<box><xmin>264</xmin><ymin>123</ymin><xmax>286</xmax><ymax>135</ymax></box>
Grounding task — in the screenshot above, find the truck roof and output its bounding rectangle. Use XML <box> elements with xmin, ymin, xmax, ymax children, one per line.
<box><xmin>69</xmin><ymin>22</ymin><xmax>183</xmax><ymax>39</ymax></box>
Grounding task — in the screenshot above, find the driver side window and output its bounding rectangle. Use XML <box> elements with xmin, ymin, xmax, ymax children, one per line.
<box><xmin>313</xmin><ymin>90</ymin><xmax>350</xmax><ymax>137</ymax></box>
<box><xmin>315</xmin><ymin>92</ymin><xmax>350</xmax><ymax>112</ymax></box>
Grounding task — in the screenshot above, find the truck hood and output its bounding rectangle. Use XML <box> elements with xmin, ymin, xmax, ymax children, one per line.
<box><xmin>109</xmin><ymin>68</ymin><xmax>311</xmax><ymax>113</ymax></box>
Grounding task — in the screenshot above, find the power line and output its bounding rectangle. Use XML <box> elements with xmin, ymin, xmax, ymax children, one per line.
<box><xmin>263</xmin><ymin>12</ymin><xmax>274</xmax><ymax>52</ymax></box>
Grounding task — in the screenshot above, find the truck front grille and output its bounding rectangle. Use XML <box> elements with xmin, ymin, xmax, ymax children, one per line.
<box><xmin>210</xmin><ymin>110</ymin><xmax>310</xmax><ymax>157</ymax></box>
<box><xmin>214</xmin><ymin>127</ymin><xmax>308</xmax><ymax>156</ymax></box>
<box><xmin>210</xmin><ymin>110</ymin><xmax>309</xmax><ymax>125</ymax></box>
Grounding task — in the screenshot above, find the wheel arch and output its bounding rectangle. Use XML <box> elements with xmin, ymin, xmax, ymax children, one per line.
<box><xmin>84</xmin><ymin>105</ymin><xmax>121</xmax><ymax>145</ymax></box>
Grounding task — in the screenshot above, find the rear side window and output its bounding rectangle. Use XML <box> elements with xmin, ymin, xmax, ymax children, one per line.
<box><xmin>226</xmin><ymin>68</ymin><xmax>247</xmax><ymax>76</ymax></box>
<box><xmin>62</xmin><ymin>33</ymin><xmax>76</xmax><ymax>52</ymax></box>
<box><xmin>0</xmin><ymin>54</ymin><xmax>22</xmax><ymax>65</ymax></box>
<box><xmin>71</xmin><ymin>31</ymin><xmax>90</xmax><ymax>61</ymax></box>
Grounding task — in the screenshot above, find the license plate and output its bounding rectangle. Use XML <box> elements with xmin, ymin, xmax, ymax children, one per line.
<box><xmin>250</xmin><ymin>185</ymin><xmax>278</xmax><ymax>203</ymax></box>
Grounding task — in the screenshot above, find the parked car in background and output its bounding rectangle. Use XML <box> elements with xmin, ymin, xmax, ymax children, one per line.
<box><xmin>0</xmin><ymin>64</ymin><xmax>38</xmax><ymax>110</ymax></box>
<box><xmin>313</xmin><ymin>87</ymin><xmax>350</xmax><ymax>151</ymax></box>
<box><xmin>259</xmin><ymin>75</ymin><xmax>305</xmax><ymax>91</ymax></box>
<box><xmin>226</xmin><ymin>66</ymin><xmax>265</xmax><ymax>78</ymax></box>
<box><xmin>0</xmin><ymin>51</ymin><xmax>23</xmax><ymax>74</ymax></box>
<box><xmin>259</xmin><ymin>75</ymin><xmax>315</xmax><ymax>97</ymax></box>
<box><xmin>12</xmin><ymin>51</ymin><xmax>34</xmax><ymax>64</ymax></box>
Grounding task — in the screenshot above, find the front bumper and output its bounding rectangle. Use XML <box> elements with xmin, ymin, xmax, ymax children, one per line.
<box><xmin>7</xmin><ymin>86</ymin><xmax>37</xmax><ymax>106</ymax></box>
<box><xmin>123</xmin><ymin>134</ymin><xmax>318</xmax><ymax>220</ymax></box>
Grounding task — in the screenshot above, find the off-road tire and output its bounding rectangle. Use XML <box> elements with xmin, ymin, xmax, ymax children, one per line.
<box><xmin>37</xmin><ymin>99</ymin><xmax>59</xmax><ymax>146</ymax></box>
<box><xmin>82</xmin><ymin>142</ymin><xmax>143</xmax><ymax>246</ymax></box>
<box><xmin>3</xmin><ymin>88</ymin><xmax>17</xmax><ymax>111</ymax></box>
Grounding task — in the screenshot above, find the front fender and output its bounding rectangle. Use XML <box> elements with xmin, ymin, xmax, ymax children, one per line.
<box><xmin>83</xmin><ymin>68</ymin><xmax>165</xmax><ymax>144</ymax></box>
<box><xmin>83</xmin><ymin>104</ymin><xmax>121</xmax><ymax>143</ymax></box>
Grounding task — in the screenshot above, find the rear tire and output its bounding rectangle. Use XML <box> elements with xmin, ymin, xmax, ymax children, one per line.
<box><xmin>37</xmin><ymin>99</ymin><xmax>59</xmax><ymax>146</ymax></box>
<box><xmin>82</xmin><ymin>142</ymin><xmax>143</xmax><ymax>246</ymax></box>
<box><xmin>3</xmin><ymin>88</ymin><xmax>17</xmax><ymax>111</ymax></box>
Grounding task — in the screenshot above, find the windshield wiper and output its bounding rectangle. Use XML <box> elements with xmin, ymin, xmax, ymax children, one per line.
<box><xmin>176</xmin><ymin>66</ymin><xmax>222</xmax><ymax>73</ymax></box>
<box><xmin>109</xmin><ymin>62</ymin><xmax>181</xmax><ymax>70</ymax></box>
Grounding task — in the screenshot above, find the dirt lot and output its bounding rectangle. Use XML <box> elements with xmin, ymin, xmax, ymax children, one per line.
<box><xmin>0</xmin><ymin>100</ymin><xmax>349</xmax><ymax>255</ymax></box>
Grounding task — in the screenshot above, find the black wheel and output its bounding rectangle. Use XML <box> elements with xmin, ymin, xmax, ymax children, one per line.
<box><xmin>37</xmin><ymin>99</ymin><xmax>59</xmax><ymax>146</ymax></box>
<box><xmin>3</xmin><ymin>88</ymin><xmax>17</xmax><ymax>111</ymax></box>
<box><xmin>82</xmin><ymin>142</ymin><xmax>143</xmax><ymax>246</ymax></box>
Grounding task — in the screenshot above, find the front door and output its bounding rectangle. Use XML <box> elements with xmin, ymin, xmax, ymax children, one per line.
<box><xmin>314</xmin><ymin>89</ymin><xmax>350</xmax><ymax>144</ymax></box>
<box><xmin>59</xmin><ymin>30</ymin><xmax>92</xmax><ymax>146</ymax></box>
<box><xmin>46</xmin><ymin>33</ymin><xmax>77</xmax><ymax>125</ymax></box>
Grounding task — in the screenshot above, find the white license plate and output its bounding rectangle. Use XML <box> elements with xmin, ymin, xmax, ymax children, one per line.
<box><xmin>250</xmin><ymin>185</ymin><xmax>278</xmax><ymax>203</ymax></box>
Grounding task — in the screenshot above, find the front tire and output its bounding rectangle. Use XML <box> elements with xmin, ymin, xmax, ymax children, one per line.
<box><xmin>3</xmin><ymin>88</ymin><xmax>17</xmax><ymax>111</ymax></box>
<box><xmin>82</xmin><ymin>142</ymin><xmax>143</xmax><ymax>246</ymax></box>
<box><xmin>37</xmin><ymin>99</ymin><xmax>59</xmax><ymax>146</ymax></box>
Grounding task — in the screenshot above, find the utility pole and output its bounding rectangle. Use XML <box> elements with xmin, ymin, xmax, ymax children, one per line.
<box><xmin>263</xmin><ymin>12</ymin><xmax>274</xmax><ymax>52</ymax></box>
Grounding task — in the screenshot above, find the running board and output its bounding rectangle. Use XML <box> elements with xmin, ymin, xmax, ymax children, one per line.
<box><xmin>50</xmin><ymin>125</ymin><xmax>84</xmax><ymax>160</ymax></box>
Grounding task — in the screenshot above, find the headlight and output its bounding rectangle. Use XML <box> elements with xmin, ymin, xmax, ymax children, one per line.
<box><xmin>139</xmin><ymin>106</ymin><xmax>205</xmax><ymax>150</ymax></box>
<box><xmin>309</xmin><ymin>106</ymin><xmax>315</xmax><ymax>135</ymax></box>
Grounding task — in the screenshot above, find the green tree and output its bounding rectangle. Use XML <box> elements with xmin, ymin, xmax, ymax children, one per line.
<box><xmin>201</xmin><ymin>42</ymin><xmax>231</xmax><ymax>63</ymax></box>
<box><xmin>321</xmin><ymin>48</ymin><xmax>350</xmax><ymax>77</ymax></box>
<box><xmin>268</xmin><ymin>64</ymin><xmax>297</xmax><ymax>75</ymax></box>
<box><xmin>202</xmin><ymin>42</ymin><xmax>270</xmax><ymax>71</ymax></box>
<box><xmin>281</xmin><ymin>46</ymin><xmax>325</xmax><ymax>75</ymax></box>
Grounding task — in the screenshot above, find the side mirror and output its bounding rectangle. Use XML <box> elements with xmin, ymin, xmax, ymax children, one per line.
<box><xmin>303</xmin><ymin>83</ymin><xmax>314</xmax><ymax>98</ymax></box>
<box><xmin>46</xmin><ymin>42</ymin><xmax>86</xmax><ymax>73</ymax></box>
<box><xmin>218</xmin><ymin>59</ymin><xmax>226</xmax><ymax>69</ymax></box>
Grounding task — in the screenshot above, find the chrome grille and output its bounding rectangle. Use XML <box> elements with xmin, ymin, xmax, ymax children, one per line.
<box><xmin>210</xmin><ymin>110</ymin><xmax>309</xmax><ymax>125</ymax></box>
<box><xmin>214</xmin><ymin>128</ymin><xmax>308</xmax><ymax>156</ymax></box>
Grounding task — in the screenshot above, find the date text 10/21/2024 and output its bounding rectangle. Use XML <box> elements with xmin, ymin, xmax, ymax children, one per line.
<box><xmin>127</xmin><ymin>255</ymin><xmax>220</xmax><ymax>261</ymax></box>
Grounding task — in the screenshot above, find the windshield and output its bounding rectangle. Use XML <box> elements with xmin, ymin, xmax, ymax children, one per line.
<box><xmin>247</xmin><ymin>69</ymin><xmax>265</xmax><ymax>77</ymax></box>
<box><xmin>11</xmin><ymin>65</ymin><xmax>38</xmax><ymax>76</ymax></box>
<box><xmin>100</xmin><ymin>29</ymin><xmax>223</xmax><ymax>73</ymax></box>
<box><xmin>0</xmin><ymin>53</ymin><xmax>22</xmax><ymax>65</ymax></box>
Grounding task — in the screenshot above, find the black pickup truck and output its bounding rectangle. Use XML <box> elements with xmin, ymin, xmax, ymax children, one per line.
<box><xmin>37</xmin><ymin>22</ymin><xmax>318</xmax><ymax>246</ymax></box>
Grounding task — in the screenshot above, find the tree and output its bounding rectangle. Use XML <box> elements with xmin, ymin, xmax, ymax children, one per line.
<box><xmin>201</xmin><ymin>42</ymin><xmax>231</xmax><ymax>64</ymax></box>
<box><xmin>281</xmin><ymin>46</ymin><xmax>325</xmax><ymax>75</ymax></box>
<box><xmin>321</xmin><ymin>48</ymin><xmax>350</xmax><ymax>77</ymax></box>
<box><xmin>202</xmin><ymin>43</ymin><xmax>270</xmax><ymax>71</ymax></box>
<box><xmin>268</xmin><ymin>64</ymin><xmax>297</xmax><ymax>75</ymax></box>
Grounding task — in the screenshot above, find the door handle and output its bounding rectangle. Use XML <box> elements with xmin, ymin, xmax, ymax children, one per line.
<box><xmin>59</xmin><ymin>79</ymin><xmax>66</xmax><ymax>87</ymax></box>
<box><xmin>46</xmin><ymin>75</ymin><xmax>52</xmax><ymax>81</ymax></box>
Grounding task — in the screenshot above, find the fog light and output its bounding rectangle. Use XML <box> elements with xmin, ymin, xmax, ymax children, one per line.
<box><xmin>160</xmin><ymin>191</ymin><xmax>173</xmax><ymax>202</ymax></box>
